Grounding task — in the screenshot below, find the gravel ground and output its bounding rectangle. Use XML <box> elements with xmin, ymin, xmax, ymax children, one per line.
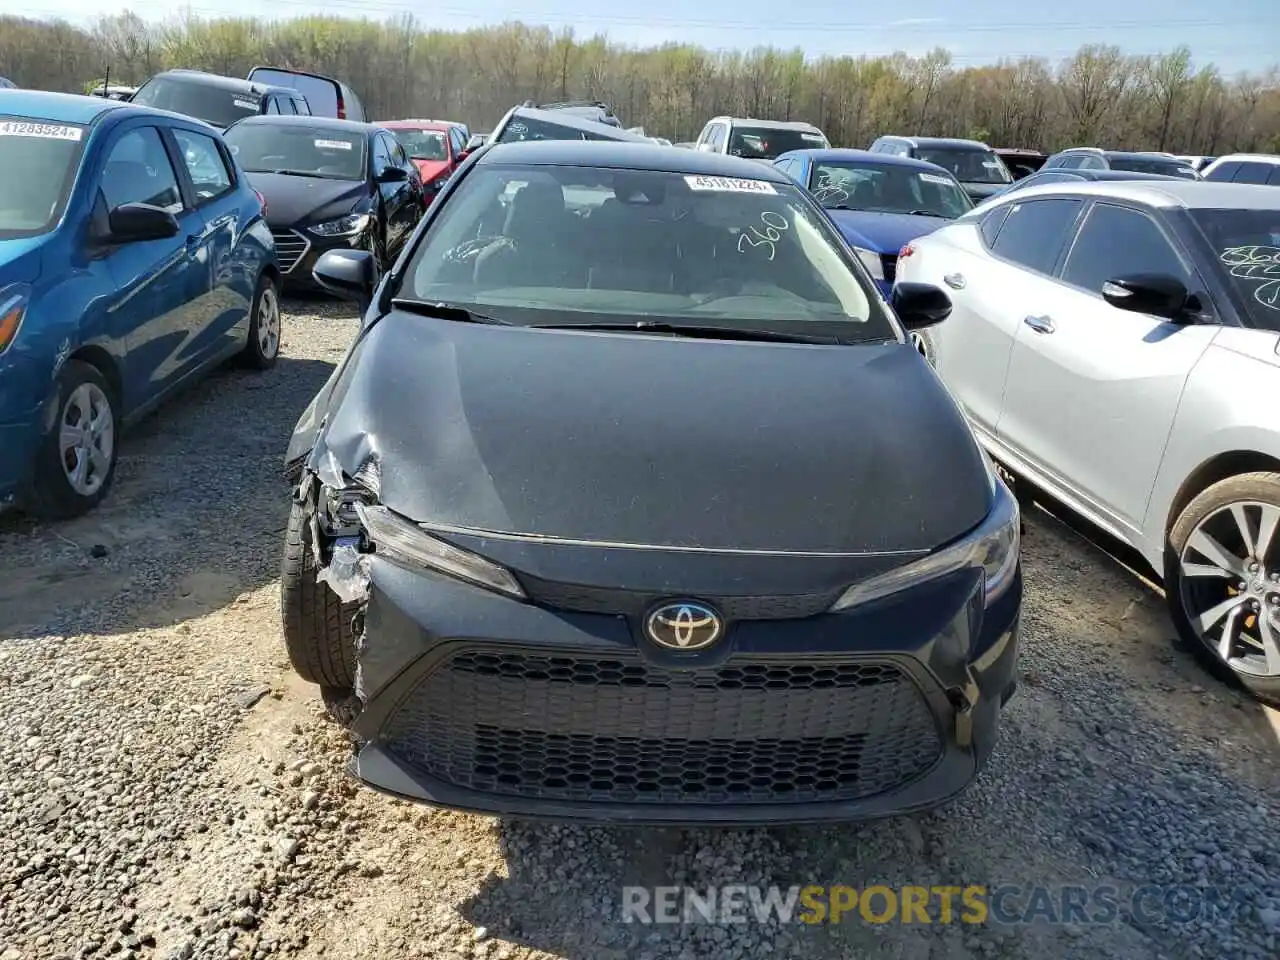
<box><xmin>1</xmin><ymin>298</ymin><xmax>1277</xmax><ymax>960</ymax></box>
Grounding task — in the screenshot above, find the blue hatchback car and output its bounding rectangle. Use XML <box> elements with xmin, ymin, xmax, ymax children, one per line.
<box><xmin>0</xmin><ymin>90</ymin><xmax>279</xmax><ymax>518</ymax></box>
<box><xmin>774</xmin><ymin>148</ymin><xmax>974</xmax><ymax>299</ymax></box>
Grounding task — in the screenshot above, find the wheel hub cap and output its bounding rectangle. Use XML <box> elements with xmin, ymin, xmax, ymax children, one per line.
<box><xmin>59</xmin><ymin>382</ymin><xmax>114</xmax><ymax>497</ymax></box>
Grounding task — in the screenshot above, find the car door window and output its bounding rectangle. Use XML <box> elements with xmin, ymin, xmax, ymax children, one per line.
<box><xmin>1060</xmin><ymin>202</ymin><xmax>1192</xmax><ymax>296</ymax></box>
<box><xmin>172</xmin><ymin>129</ymin><xmax>233</xmax><ymax>204</ymax></box>
<box><xmin>100</xmin><ymin>126</ymin><xmax>183</xmax><ymax>214</ymax></box>
<box><xmin>371</xmin><ymin>134</ymin><xmax>391</xmax><ymax>176</ymax></box>
<box><xmin>979</xmin><ymin>205</ymin><xmax>1012</xmax><ymax>247</ymax></box>
<box><xmin>388</xmin><ymin>136</ymin><xmax>410</xmax><ymax>170</ymax></box>
<box><xmin>1268</xmin><ymin>167</ymin><xmax>1280</xmax><ymax>186</ymax></box>
<box><xmin>294</xmin><ymin>97</ymin><xmax>311</xmax><ymax>116</ymax></box>
<box><xmin>1204</xmin><ymin>161</ymin><xmax>1240</xmax><ymax>182</ymax></box>
<box><xmin>989</xmin><ymin>198</ymin><xmax>1083</xmax><ymax>274</ymax></box>
<box><xmin>264</xmin><ymin>96</ymin><xmax>281</xmax><ymax>115</ymax></box>
<box><xmin>708</xmin><ymin>124</ymin><xmax>726</xmax><ymax>151</ymax></box>
<box><xmin>1232</xmin><ymin>162</ymin><xmax>1272</xmax><ymax>185</ymax></box>
<box><xmin>1079</xmin><ymin>154</ymin><xmax>1107</xmax><ymax>170</ymax></box>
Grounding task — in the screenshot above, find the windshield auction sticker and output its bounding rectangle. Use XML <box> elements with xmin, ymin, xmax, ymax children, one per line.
<box><xmin>919</xmin><ymin>172</ymin><xmax>952</xmax><ymax>185</ymax></box>
<box><xmin>684</xmin><ymin>175</ymin><xmax>778</xmax><ymax>194</ymax></box>
<box><xmin>233</xmin><ymin>98</ymin><xmax>258</xmax><ymax>110</ymax></box>
<box><xmin>315</xmin><ymin>139</ymin><xmax>354</xmax><ymax>150</ymax></box>
<box><xmin>0</xmin><ymin>121</ymin><xmax>83</xmax><ymax>141</ymax></box>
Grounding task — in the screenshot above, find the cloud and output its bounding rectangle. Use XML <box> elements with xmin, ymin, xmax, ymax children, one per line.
<box><xmin>887</xmin><ymin>17</ymin><xmax>946</xmax><ymax>26</ymax></box>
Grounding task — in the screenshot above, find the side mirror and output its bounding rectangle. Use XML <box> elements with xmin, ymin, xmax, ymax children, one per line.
<box><xmin>313</xmin><ymin>249</ymin><xmax>376</xmax><ymax>307</ymax></box>
<box><xmin>465</xmin><ymin>135</ymin><xmax>487</xmax><ymax>152</ymax></box>
<box><xmin>892</xmin><ymin>281</ymin><xmax>952</xmax><ymax>330</ymax></box>
<box><xmin>1101</xmin><ymin>273</ymin><xmax>1192</xmax><ymax>321</ymax></box>
<box><xmin>455</xmin><ymin>150</ymin><xmax>470</xmax><ymax>163</ymax></box>
<box><xmin>106</xmin><ymin>202</ymin><xmax>180</xmax><ymax>243</ymax></box>
<box><xmin>376</xmin><ymin>165</ymin><xmax>409</xmax><ymax>183</ymax></box>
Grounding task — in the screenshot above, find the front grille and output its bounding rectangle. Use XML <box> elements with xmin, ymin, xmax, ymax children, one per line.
<box><xmin>382</xmin><ymin>647</ymin><xmax>943</xmax><ymax>805</ymax></box>
<box><xmin>517</xmin><ymin>574</ymin><xmax>840</xmax><ymax>620</ymax></box>
<box><xmin>271</xmin><ymin>229</ymin><xmax>309</xmax><ymax>273</ymax></box>
<box><xmin>881</xmin><ymin>254</ymin><xmax>898</xmax><ymax>285</ymax></box>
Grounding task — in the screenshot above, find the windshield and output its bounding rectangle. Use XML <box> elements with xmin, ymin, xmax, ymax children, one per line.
<box><xmin>392</xmin><ymin>128</ymin><xmax>448</xmax><ymax>160</ymax></box>
<box><xmin>0</xmin><ymin>117</ymin><xmax>86</xmax><ymax>238</ymax></box>
<box><xmin>1109</xmin><ymin>155</ymin><xmax>1199</xmax><ymax>179</ymax></box>
<box><xmin>223</xmin><ymin>123</ymin><xmax>365</xmax><ymax>180</ymax></box>
<box><xmin>728</xmin><ymin>126</ymin><xmax>828</xmax><ymax>161</ymax></box>
<box><xmin>1192</xmin><ymin>208</ymin><xmax>1280</xmax><ymax>332</ymax></box>
<box><xmin>914</xmin><ymin>147</ymin><xmax>1011</xmax><ymax>185</ymax></box>
<box><xmin>811</xmin><ymin>161</ymin><xmax>973</xmax><ymax>218</ymax></box>
<box><xmin>131</xmin><ymin>77</ymin><xmax>260</xmax><ymax>128</ymax></box>
<box><xmin>397</xmin><ymin>164</ymin><xmax>889</xmax><ymax>342</ymax></box>
<box><xmin>496</xmin><ymin>114</ymin><xmax>620</xmax><ymax>144</ymax></box>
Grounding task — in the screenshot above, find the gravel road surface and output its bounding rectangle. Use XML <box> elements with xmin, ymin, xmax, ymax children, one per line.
<box><xmin>1</xmin><ymin>300</ymin><xmax>1277</xmax><ymax>960</ymax></box>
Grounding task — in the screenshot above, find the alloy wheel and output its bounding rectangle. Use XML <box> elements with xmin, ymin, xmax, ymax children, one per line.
<box><xmin>258</xmin><ymin>284</ymin><xmax>281</xmax><ymax>359</ymax></box>
<box><xmin>1178</xmin><ymin>500</ymin><xmax>1280</xmax><ymax>677</ymax></box>
<box><xmin>59</xmin><ymin>382</ymin><xmax>114</xmax><ymax>497</ymax></box>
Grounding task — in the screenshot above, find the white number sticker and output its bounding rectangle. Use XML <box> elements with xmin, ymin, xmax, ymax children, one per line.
<box><xmin>919</xmin><ymin>172</ymin><xmax>952</xmax><ymax>185</ymax></box>
<box><xmin>684</xmin><ymin>175</ymin><xmax>777</xmax><ymax>194</ymax></box>
<box><xmin>233</xmin><ymin>98</ymin><xmax>258</xmax><ymax>111</ymax></box>
<box><xmin>314</xmin><ymin>139</ymin><xmax>353</xmax><ymax>150</ymax></box>
<box><xmin>0</xmin><ymin>121</ymin><xmax>83</xmax><ymax>141</ymax></box>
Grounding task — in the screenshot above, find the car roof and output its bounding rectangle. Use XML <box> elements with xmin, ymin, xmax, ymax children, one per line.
<box><xmin>775</xmin><ymin>147</ymin><xmax>957</xmax><ymax>174</ymax></box>
<box><xmin>154</xmin><ymin>69</ymin><xmax>298</xmax><ymax>96</ymax></box>
<box><xmin>881</xmin><ymin>136</ymin><xmax>991</xmax><ymax>150</ymax></box>
<box><xmin>380</xmin><ymin>119</ymin><xmax>453</xmax><ymax>131</ymax></box>
<box><xmin>993</xmin><ymin>179</ymin><xmax>1280</xmax><ymax>210</ymax></box>
<box><xmin>230</xmin><ymin>114</ymin><xmax>382</xmax><ymax>135</ymax></box>
<box><xmin>0</xmin><ymin>88</ymin><xmax>129</xmax><ymax>125</ymax></box>
<box><xmin>994</xmin><ymin>147</ymin><xmax>1045</xmax><ymax>156</ymax></box>
<box><xmin>508</xmin><ymin>105</ymin><xmax>648</xmax><ymax>140</ymax></box>
<box><xmin>1208</xmin><ymin>153</ymin><xmax>1280</xmax><ymax>165</ymax></box>
<box><xmin>478</xmin><ymin>140</ymin><xmax>794</xmax><ymax>181</ymax></box>
<box><xmin>723</xmin><ymin>117</ymin><xmax>824</xmax><ymax>132</ymax></box>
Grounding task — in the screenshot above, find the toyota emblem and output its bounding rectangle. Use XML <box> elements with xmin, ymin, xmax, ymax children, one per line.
<box><xmin>645</xmin><ymin>601</ymin><xmax>723</xmax><ymax>650</ymax></box>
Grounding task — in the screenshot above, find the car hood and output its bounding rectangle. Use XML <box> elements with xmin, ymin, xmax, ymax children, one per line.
<box><xmin>826</xmin><ymin>210</ymin><xmax>949</xmax><ymax>254</ymax></box>
<box><xmin>0</xmin><ymin>237</ymin><xmax>46</xmax><ymax>284</ymax></box>
<box><xmin>411</xmin><ymin>158</ymin><xmax>451</xmax><ymax>182</ymax></box>
<box><xmin>299</xmin><ymin>316</ymin><xmax>993</xmax><ymax>554</ymax></box>
<box><xmin>242</xmin><ymin>172</ymin><xmax>369</xmax><ymax>229</ymax></box>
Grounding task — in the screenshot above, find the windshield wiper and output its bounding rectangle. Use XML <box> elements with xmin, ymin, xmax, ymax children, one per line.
<box><xmin>905</xmin><ymin>209</ymin><xmax>945</xmax><ymax>218</ymax></box>
<box><xmin>390</xmin><ymin>299</ymin><xmax>513</xmax><ymax>325</ymax></box>
<box><xmin>259</xmin><ymin>169</ymin><xmax>318</xmax><ymax>178</ymax></box>
<box><xmin>530</xmin><ymin>320</ymin><xmax>838</xmax><ymax>344</ymax></box>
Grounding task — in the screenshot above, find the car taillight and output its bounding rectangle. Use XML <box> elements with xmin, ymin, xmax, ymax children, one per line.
<box><xmin>899</xmin><ymin>243</ymin><xmax>915</xmax><ymax>259</ymax></box>
<box><xmin>254</xmin><ymin>189</ymin><xmax>267</xmax><ymax>214</ymax></box>
<box><xmin>336</xmin><ymin>91</ymin><xmax>346</xmax><ymax>120</ymax></box>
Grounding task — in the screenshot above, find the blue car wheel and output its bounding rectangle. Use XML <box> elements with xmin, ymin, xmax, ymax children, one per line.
<box><xmin>25</xmin><ymin>359</ymin><xmax>120</xmax><ymax>519</ymax></box>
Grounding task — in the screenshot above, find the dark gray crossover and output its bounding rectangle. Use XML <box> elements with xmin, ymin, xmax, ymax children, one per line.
<box><xmin>280</xmin><ymin>141</ymin><xmax>1023</xmax><ymax>824</ymax></box>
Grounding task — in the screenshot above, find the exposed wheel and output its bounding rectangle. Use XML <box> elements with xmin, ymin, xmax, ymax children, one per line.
<box><xmin>239</xmin><ymin>273</ymin><xmax>281</xmax><ymax>370</ymax></box>
<box><xmin>910</xmin><ymin>329</ymin><xmax>935</xmax><ymax>366</ymax></box>
<box><xmin>1165</xmin><ymin>471</ymin><xmax>1280</xmax><ymax>706</ymax></box>
<box><xmin>25</xmin><ymin>360</ymin><xmax>118</xmax><ymax>520</ymax></box>
<box><xmin>281</xmin><ymin>498</ymin><xmax>357</xmax><ymax>692</ymax></box>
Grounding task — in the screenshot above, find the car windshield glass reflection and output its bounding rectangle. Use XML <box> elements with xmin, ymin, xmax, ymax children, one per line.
<box><xmin>0</xmin><ymin>117</ymin><xmax>85</xmax><ymax>237</ymax></box>
<box><xmin>393</xmin><ymin>129</ymin><xmax>447</xmax><ymax>160</ymax></box>
<box><xmin>223</xmin><ymin>125</ymin><xmax>366</xmax><ymax>180</ymax></box>
<box><xmin>811</xmin><ymin>162</ymin><xmax>973</xmax><ymax>218</ymax></box>
<box><xmin>1193</xmin><ymin>207</ymin><xmax>1280</xmax><ymax>332</ymax></box>
<box><xmin>915</xmin><ymin>148</ymin><xmax>1011</xmax><ymax>185</ymax></box>
<box><xmin>398</xmin><ymin>164</ymin><xmax>892</xmax><ymax>343</ymax></box>
<box><xmin>728</xmin><ymin>127</ymin><xmax>828</xmax><ymax>160</ymax></box>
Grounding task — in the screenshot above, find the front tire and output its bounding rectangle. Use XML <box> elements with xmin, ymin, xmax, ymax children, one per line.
<box><xmin>281</xmin><ymin>499</ymin><xmax>357</xmax><ymax>693</ymax></box>
<box><xmin>239</xmin><ymin>273</ymin><xmax>281</xmax><ymax>370</ymax></box>
<box><xmin>1165</xmin><ymin>471</ymin><xmax>1280</xmax><ymax>706</ymax></box>
<box><xmin>25</xmin><ymin>360</ymin><xmax>119</xmax><ymax>520</ymax></box>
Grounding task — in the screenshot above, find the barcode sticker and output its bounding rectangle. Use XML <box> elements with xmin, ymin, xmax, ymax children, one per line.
<box><xmin>0</xmin><ymin>121</ymin><xmax>83</xmax><ymax>141</ymax></box>
<box><xmin>684</xmin><ymin>175</ymin><xmax>777</xmax><ymax>194</ymax></box>
<box><xmin>315</xmin><ymin>139</ymin><xmax>353</xmax><ymax>150</ymax></box>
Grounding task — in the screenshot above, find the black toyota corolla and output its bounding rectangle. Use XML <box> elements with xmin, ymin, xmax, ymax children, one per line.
<box><xmin>280</xmin><ymin>141</ymin><xmax>1022</xmax><ymax>824</ymax></box>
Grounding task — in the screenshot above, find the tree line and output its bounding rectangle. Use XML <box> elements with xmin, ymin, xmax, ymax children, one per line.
<box><xmin>1</xmin><ymin>13</ymin><xmax>1278</xmax><ymax>155</ymax></box>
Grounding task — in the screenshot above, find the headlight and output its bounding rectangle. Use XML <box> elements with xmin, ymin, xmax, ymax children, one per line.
<box><xmin>310</xmin><ymin>213</ymin><xmax>371</xmax><ymax>237</ymax></box>
<box><xmin>830</xmin><ymin>476</ymin><xmax>1019</xmax><ymax>612</ymax></box>
<box><xmin>355</xmin><ymin>503</ymin><xmax>526</xmax><ymax>599</ymax></box>
<box><xmin>852</xmin><ymin>247</ymin><xmax>885</xmax><ymax>281</ymax></box>
<box><xmin>0</xmin><ymin>283</ymin><xmax>31</xmax><ymax>356</ymax></box>
<box><xmin>428</xmin><ymin>176</ymin><xmax>450</xmax><ymax>192</ymax></box>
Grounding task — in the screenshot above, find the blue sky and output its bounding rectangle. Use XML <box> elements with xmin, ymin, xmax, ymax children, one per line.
<box><xmin>16</xmin><ymin>0</ymin><xmax>1280</xmax><ymax>75</ymax></box>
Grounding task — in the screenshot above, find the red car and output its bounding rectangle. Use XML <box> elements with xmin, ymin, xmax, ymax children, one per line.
<box><xmin>381</xmin><ymin>120</ymin><xmax>472</xmax><ymax>203</ymax></box>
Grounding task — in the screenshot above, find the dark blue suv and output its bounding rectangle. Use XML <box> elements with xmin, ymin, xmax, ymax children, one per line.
<box><xmin>0</xmin><ymin>89</ymin><xmax>279</xmax><ymax>518</ymax></box>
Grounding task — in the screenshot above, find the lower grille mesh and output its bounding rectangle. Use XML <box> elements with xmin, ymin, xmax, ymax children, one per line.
<box><xmin>382</xmin><ymin>647</ymin><xmax>943</xmax><ymax>805</ymax></box>
<box><xmin>271</xmin><ymin>229</ymin><xmax>308</xmax><ymax>273</ymax></box>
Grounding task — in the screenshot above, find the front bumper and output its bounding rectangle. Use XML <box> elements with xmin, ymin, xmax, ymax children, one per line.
<box><xmin>0</xmin><ymin>413</ymin><xmax>43</xmax><ymax>504</ymax></box>
<box><xmin>345</xmin><ymin>551</ymin><xmax>1022</xmax><ymax>825</ymax></box>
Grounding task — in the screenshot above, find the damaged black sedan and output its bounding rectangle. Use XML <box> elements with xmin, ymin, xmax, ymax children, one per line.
<box><xmin>280</xmin><ymin>141</ymin><xmax>1022</xmax><ymax>824</ymax></box>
